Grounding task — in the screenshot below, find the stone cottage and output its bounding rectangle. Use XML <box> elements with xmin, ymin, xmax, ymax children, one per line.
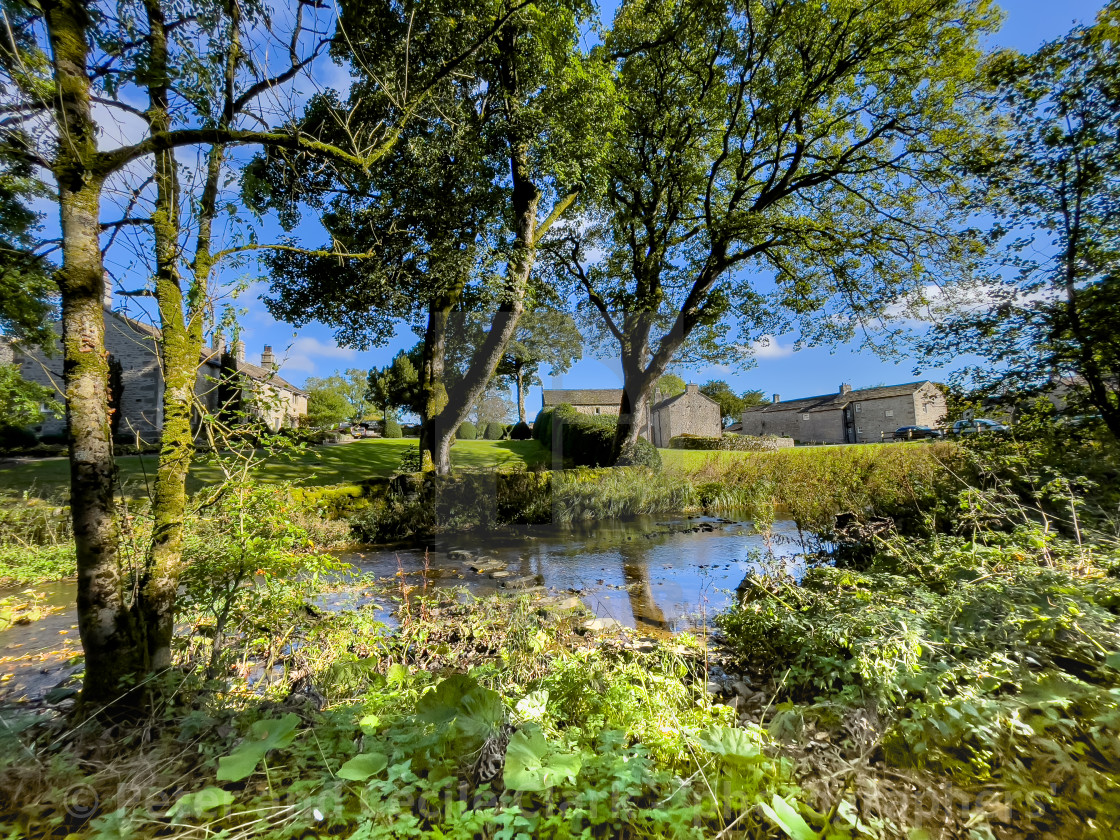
<box><xmin>740</xmin><ymin>381</ymin><xmax>946</xmax><ymax>444</ymax></box>
<box><xmin>541</xmin><ymin>384</ymin><xmax>722</xmax><ymax>445</ymax></box>
<box><xmin>648</xmin><ymin>384</ymin><xmax>722</xmax><ymax>447</ymax></box>
<box><xmin>7</xmin><ymin>284</ymin><xmax>306</xmax><ymax>440</ymax></box>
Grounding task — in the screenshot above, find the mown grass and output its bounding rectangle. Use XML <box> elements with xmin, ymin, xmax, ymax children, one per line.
<box><xmin>0</xmin><ymin>438</ymin><xmax>550</xmax><ymax>499</ymax></box>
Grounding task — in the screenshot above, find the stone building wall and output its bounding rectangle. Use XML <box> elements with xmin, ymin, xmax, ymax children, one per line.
<box><xmin>650</xmin><ymin>384</ymin><xmax>722</xmax><ymax>447</ymax></box>
<box><xmin>10</xmin><ymin>312</ymin><xmax>165</xmax><ymax>439</ymax></box>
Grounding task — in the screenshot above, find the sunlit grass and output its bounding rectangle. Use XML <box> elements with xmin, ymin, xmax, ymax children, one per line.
<box><xmin>0</xmin><ymin>438</ymin><xmax>550</xmax><ymax>499</ymax></box>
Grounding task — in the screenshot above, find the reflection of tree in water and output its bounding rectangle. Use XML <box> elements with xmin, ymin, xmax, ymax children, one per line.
<box><xmin>620</xmin><ymin>542</ymin><xmax>670</xmax><ymax>632</ymax></box>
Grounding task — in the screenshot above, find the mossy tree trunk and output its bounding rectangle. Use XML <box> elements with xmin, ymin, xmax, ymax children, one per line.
<box><xmin>137</xmin><ymin>0</ymin><xmax>210</xmax><ymax>672</ymax></box>
<box><xmin>44</xmin><ymin>0</ymin><xmax>147</xmax><ymax>708</ymax></box>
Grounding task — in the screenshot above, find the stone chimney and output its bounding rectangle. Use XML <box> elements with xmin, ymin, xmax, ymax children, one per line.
<box><xmin>102</xmin><ymin>272</ymin><xmax>113</xmax><ymax>309</ymax></box>
<box><xmin>839</xmin><ymin>383</ymin><xmax>852</xmax><ymax>395</ymax></box>
<box><xmin>773</xmin><ymin>394</ymin><xmax>781</xmax><ymax>404</ymax></box>
<box><xmin>260</xmin><ymin>345</ymin><xmax>275</xmax><ymax>368</ymax></box>
<box><xmin>686</xmin><ymin>383</ymin><xmax>699</xmax><ymax>395</ymax></box>
<box><xmin>214</xmin><ymin>335</ymin><xmax>226</xmax><ymax>356</ymax></box>
<box><xmin>233</xmin><ymin>340</ymin><xmax>245</xmax><ymax>363</ymax></box>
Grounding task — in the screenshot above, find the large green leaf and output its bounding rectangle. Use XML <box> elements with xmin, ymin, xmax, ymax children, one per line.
<box><xmin>416</xmin><ymin>675</ymin><xmax>504</xmax><ymax>739</ymax></box>
<box><xmin>338</xmin><ymin>752</ymin><xmax>389</xmax><ymax>782</ymax></box>
<box><xmin>759</xmin><ymin>794</ymin><xmax>820</xmax><ymax>840</ymax></box>
<box><xmin>216</xmin><ymin>714</ymin><xmax>301</xmax><ymax>782</ymax></box>
<box><xmin>503</xmin><ymin>725</ymin><xmax>582</xmax><ymax>792</ymax></box>
<box><xmin>697</xmin><ymin>725</ymin><xmax>768</xmax><ymax>767</ymax></box>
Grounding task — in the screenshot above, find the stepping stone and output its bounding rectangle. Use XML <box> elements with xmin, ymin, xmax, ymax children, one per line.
<box><xmin>489</xmin><ymin>570</ymin><xmax>512</xmax><ymax>579</ymax></box>
<box><xmin>582</xmin><ymin>617</ymin><xmax>622</xmax><ymax>632</ymax></box>
<box><xmin>501</xmin><ymin>575</ymin><xmax>541</xmax><ymax>590</ymax></box>
<box><xmin>470</xmin><ymin>560</ymin><xmax>505</xmax><ymax>573</ymax></box>
<box><xmin>448</xmin><ymin>549</ymin><xmax>473</xmax><ymax>561</ymax></box>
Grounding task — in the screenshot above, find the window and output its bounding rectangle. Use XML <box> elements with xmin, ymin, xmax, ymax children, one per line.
<box><xmin>801</xmin><ymin>413</ymin><xmax>810</xmax><ymax>421</ymax></box>
<box><xmin>595</xmin><ymin>407</ymin><xmax>601</xmax><ymax>414</ymax></box>
<box><xmin>855</xmin><ymin>404</ymin><xmax>861</xmax><ymax>413</ymax></box>
<box><xmin>857</xmin><ymin>426</ymin><xmax>863</xmax><ymax>435</ymax></box>
<box><xmin>885</xmin><ymin>409</ymin><xmax>894</xmax><ymax>418</ymax></box>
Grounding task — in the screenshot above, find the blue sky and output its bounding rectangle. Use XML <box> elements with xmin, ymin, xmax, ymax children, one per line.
<box><xmin>114</xmin><ymin>0</ymin><xmax>1111</xmax><ymax>416</ymax></box>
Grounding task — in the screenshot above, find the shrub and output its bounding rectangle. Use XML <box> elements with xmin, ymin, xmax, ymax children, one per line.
<box><xmin>669</xmin><ymin>433</ymin><xmax>792</xmax><ymax>451</ymax></box>
<box><xmin>0</xmin><ymin>425</ymin><xmax>37</xmax><ymax>452</ymax></box>
<box><xmin>510</xmin><ymin>420</ymin><xmax>532</xmax><ymax>440</ymax></box>
<box><xmin>615</xmin><ymin>437</ymin><xmax>662</xmax><ymax>470</ymax></box>
<box><xmin>484</xmin><ymin>421</ymin><xmax>504</xmax><ymax>440</ymax></box>
<box><xmin>383</xmin><ymin>416</ymin><xmax>402</xmax><ymax>438</ymax></box>
<box><xmin>457</xmin><ymin>420</ymin><xmax>477</xmax><ymax>440</ymax></box>
<box><xmin>535</xmin><ymin>404</ymin><xmax>617</xmax><ymax>467</ymax></box>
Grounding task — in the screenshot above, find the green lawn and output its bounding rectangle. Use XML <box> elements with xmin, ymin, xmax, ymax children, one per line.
<box><xmin>0</xmin><ymin>438</ymin><xmax>550</xmax><ymax>499</ymax></box>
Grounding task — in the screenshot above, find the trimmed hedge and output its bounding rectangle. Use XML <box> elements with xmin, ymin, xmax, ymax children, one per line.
<box><xmin>457</xmin><ymin>421</ymin><xmax>477</xmax><ymax>440</ymax></box>
<box><xmin>669</xmin><ymin>433</ymin><xmax>791</xmax><ymax>451</ymax></box>
<box><xmin>533</xmin><ymin>404</ymin><xmax>616</xmax><ymax>467</ymax></box>
<box><xmin>383</xmin><ymin>416</ymin><xmax>403</xmax><ymax>438</ymax></box>
<box><xmin>510</xmin><ymin>420</ymin><xmax>532</xmax><ymax>440</ymax></box>
<box><xmin>484</xmin><ymin>421</ymin><xmax>505</xmax><ymax>440</ymax></box>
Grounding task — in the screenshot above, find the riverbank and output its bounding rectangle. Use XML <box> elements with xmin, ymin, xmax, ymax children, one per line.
<box><xmin>2</xmin><ymin>520</ymin><xmax>1115</xmax><ymax>838</ymax></box>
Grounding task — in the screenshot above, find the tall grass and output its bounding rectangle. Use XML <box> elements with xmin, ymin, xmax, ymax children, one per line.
<box><xmin>667</xmin><ymin>443</ymin><xmax>961</xmax><ymax>533</ymax></box>
<box><xmin>550</xmin><ymin>467</ymin><xmax>695</xmax><ymax>522</ymax></box>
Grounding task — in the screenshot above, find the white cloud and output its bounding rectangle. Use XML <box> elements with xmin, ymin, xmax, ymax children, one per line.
<box><xmin>276</xmin><ymin>336</ymin><xmax>357</xmax><ymax>373</ymax></box>
<box><xmin>747</xmin><ymin>336</ymin><xmax>796</xmax><ymax>360</ymax></box>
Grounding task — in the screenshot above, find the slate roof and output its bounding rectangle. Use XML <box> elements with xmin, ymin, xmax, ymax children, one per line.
<box><xmin>743</xmin><ymin>381</ymin><xmax>934</xmax><ymax>415</ymax></box>
<box><xmin>542</xmin><ymin>389</ymin><xmax>623</xmax><ymax>407</ymax></box>
<box><xmin>652</xmin><ymin>386</ymin><xmax>719</xmax><ymax>413</ymax></box>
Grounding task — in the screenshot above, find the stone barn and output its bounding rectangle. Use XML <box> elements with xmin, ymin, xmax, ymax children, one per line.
<box><xmin>649</xmin><ymin>384</ymin><xmax>722</xmax><ymax>447</ymax></box>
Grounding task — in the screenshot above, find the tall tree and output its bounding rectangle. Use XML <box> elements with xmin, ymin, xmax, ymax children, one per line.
<box><xmin>920</xmin><ymin>2</ymin><xmax>1120</xmax><ymax>438</ymax></box>
<box><xmin>496</xmin><ymin>308</ymin><xmax>583</xmax><ymax>422</ymax></box>
<box><xmin>550</xmin><ymin>0</ymin><xmax>995</xmax><ymax>457</ymax></box>
<box><xmin>256</xmin><ymin>0</ymin><xmax>613</xmax><ymax>474</ymax></box>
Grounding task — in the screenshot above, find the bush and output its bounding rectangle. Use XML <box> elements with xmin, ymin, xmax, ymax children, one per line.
<box><xmin>510</xmin><ymin>420</ymin><xmax>532</xmax><ymax>440</ymax></box>
<box><xmin>383</xmin><ymin>416</ymin><xmax>402</xmax><ymax>438</ymax></box>
<box><xmin>615</xmin><ymin>437</ymin><xmax>662</xmax><ymax>470</ymax></box>
<box><xmin>456</xmin><ymin>421</ymin><xmax>477</xmax><ymax>440</ymax></box>
<box><xmin>536</xmin><ymin>404</ymin><xmax>617</xmax><ymax>467</ymax></box>
<box><xmin>669</xmin><ymin>433</ymin><xmax>791</xmax><ymax>451</ymax></box>
<box><xmin>484</xmin><ymin>421</ymin><xmax>504</xmax><ymax>440</ymax></box>
<box><xmin>0</xmin><ymin>425</ymin><xmax>37</xmax><ymax>452</ymax></box>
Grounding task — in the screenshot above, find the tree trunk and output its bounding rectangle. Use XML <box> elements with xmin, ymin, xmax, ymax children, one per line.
<box><xmin>137</xmin><ymin>0</ymin><xmax>210</xmax><ymax>672</ymax></box>
<box><xmin>514</xmin><ymin>365</ymin><xmax>526</xmax><ymax>424</ymax></box>
<box><xmin>419</xmin><ymin>294</ymin><xmax>457</xmax><ymax>471</ymax></box>
<box><xmin>46</xmin><ymin>0</ymin><xmax>147</xmax><ymax>710</ymax></box>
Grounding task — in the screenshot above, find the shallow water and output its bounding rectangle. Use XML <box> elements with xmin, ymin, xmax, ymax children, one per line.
<box><xmin>0</xmin><ymin>516</ymin><xmax>803</xmax><ymax>701</ymax></box>
<box><xmin>342</xmin><ymin>515</ymin><xmax>804</xmax><ymax>634</ymax></box>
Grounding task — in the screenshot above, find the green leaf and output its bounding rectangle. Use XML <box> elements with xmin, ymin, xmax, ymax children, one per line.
<box><xmin>216</xmin><ymin>714</ymin><xmax>301</xmax><ymax>781</ymax></box>
<box><xmin>169</xmin><ymin>787</ymin><xmax>235</xmax><ymax>818</ymax></box>
<box><xmin>503</xmin><ymin>725</ymin><xmax>582</xmax><ymax>792</ymax></box>
<box><xmin>760</xmin><ymin>794</ymin><xmax>820</xmax><ymax>840</ymax></box>
<box><xmin>1104</xmin><ymin>652</ymin><xmax>1120</xmax><ymax>672</ymax></box>
<box><xmin>386</xmin><ymin>663</ymin><xmax>410</xmax><ymax>686</ymax></box>
<box><xmin>358</xmin><ymin>713</ymin><xmax>381</xmax><ymax>735</ymax></box>
<box><xmin>697</xmin><ymin>725</ymin><xmax>767</xmax><ymax>767</ymax></box>
<box><xmin>338</xmin><ymin>752</ymin><xmax>388</xmax><ymax>781</ymax></box>
<box><xmin>416</xmin><ymin>674</ymin><xmax>504</xmax><ymax>739</ymax></box>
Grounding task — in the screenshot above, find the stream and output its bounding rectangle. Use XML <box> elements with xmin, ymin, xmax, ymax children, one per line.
<box><xmin>0</xmin><ymin>516</ymin><xmax>804</xmax><ymax>701</ymax></box>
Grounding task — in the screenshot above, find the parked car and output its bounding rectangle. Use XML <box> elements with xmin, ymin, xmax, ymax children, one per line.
<box><xmin>892</xmin><ymin>425</ymin><xmax>943</xmax><ymax>441</ymax></box>
<box><xmin>952</xmin><ymin>418</ymin><xmax>1009</xmax><ymax>435</ymax></box>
